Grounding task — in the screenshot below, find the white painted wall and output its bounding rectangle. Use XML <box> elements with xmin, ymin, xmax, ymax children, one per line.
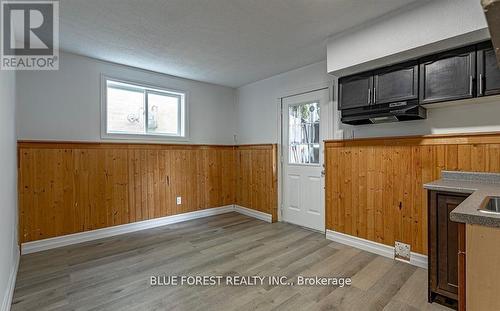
<box><xmin>236</xmin><ymin>63</ymin><xmax>500</xmax><ymax>144</ymax></box>
<box><xmin>327</xmin><ymin>0</ymin><xmax>490</xmax><ymax>76</ymax></box>
<box><xmin>236</xmin><ymin>0</ymin><xmax>500</xmax><ymax>144</ymax></box>
<box><xmin>0</xmin><ymin>69</ymin><xmax>19</xmax><ymax>311</ymax></box>
<box><xmin>235</xmin><ymin>61</ymin><xmax>333</xmax><ymax>144</ymax></box>
<box><xmin>337</xmin><ymin>97</ymin><xmax>500</xmax><ymax>139</ymax></box>
<box><xmin>16</xmin><ymin>52</ymin><xmax>237</xmax><ymax>145</ymax></box>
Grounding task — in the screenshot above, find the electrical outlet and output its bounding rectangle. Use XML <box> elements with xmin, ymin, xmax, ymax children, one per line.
<box><xmin>176</xmin><ymin>196</ymin><xmax>182</xmax><ymax>205</ymax></box>
<box><xmin>394</xmin><ymin>241</ymin><xmax>411</xmax><ymax>262</ymax></box>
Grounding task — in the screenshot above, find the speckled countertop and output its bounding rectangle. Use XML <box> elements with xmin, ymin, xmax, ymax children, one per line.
<box><xmin>423</xmin><ymin>171</ymin><xmax>500</xmax><ymax>227</ymax></box>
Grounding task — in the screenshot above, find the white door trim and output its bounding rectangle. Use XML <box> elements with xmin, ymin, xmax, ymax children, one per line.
<box><xmin>276</xmin><ymin>81</ymin><xmax>333</xmax><ymax>226</ymax></box>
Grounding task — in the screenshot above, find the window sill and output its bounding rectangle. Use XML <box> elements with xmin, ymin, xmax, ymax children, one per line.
<box><xmin>101</xmin><ymin>133</ymin><xmax>190</xmax><ymax>143</ymax></box>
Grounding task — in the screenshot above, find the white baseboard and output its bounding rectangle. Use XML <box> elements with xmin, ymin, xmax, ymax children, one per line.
<box><xmin>234</xmin><ymin>205</ymin><xmax>272</xmax><ymax>223</ymax></box>
<box><xmin>1</xmin><ymin>247</ymin><xmax>19</xmax><ymax>311</ymax></box>
<box><xmin>21</xmin><ymin>205</ymin><xmax>235</xmax><ymax>254</ymax></box>
<box><xmin>325</xmin><ymin>230</ymin><xmax>428</xmax><ymax>269</ymax></box>
<box><xmin>21</xmin><ymin>205</ymin><xmax>273</xmax><ymax>254</ymax></box>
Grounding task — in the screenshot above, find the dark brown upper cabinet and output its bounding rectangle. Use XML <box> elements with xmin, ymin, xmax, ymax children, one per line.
<box><xmin>338</xmin><ymin>74</ymin><xmax>373</xmax><ymax>110</ymax></box>
<box><xmin>477</xmin><ymin>42</ymin><xmax>500</xmax><ymax>97</ymax></box>
<box><xmin>338</xmin><ymin>41</ymin><xmax>500</xmax><ymax>113</ymax></box>
<box><xmin>419</xmin><ymin>47</ymin><xmax>476</xmax><ymax>105</ymax></box>
<box><xmin>373</xmin><ymin>62</ymin><xmax>419</xmax><ymax>105</ymax></box>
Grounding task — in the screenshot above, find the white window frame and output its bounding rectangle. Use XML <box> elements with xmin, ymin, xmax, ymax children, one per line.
<box><xmin>100</xmin><ymin>75</ymin><xmax>189</xmax><ymax>142</ymax></box>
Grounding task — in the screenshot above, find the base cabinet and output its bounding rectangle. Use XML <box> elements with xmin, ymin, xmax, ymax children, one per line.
<box><xmin>466</xmin><ymin>225</ymin><xmax>500</xmax><ymax>311</ymax></box>
<box><xmin>428</xmin><ymin>191</ymin><xmax>468</xmax><ymax>310</ymax></box>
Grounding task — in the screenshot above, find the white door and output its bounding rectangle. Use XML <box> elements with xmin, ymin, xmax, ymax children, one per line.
<box><xmin>282</xmin><ymin>88</ymin><xmax>329</xmax><ymax>232</ymax></box>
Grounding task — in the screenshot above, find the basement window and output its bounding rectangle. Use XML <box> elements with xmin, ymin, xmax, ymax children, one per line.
<box><xmin>102</xmin><ymin>78</ymin><xmax>187</xmax><ymax>140</ymax></box>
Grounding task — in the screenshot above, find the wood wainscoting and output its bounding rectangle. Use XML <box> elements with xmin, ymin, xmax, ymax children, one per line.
<box><xmin>235</xmin><ymin>144</ymin><xmax>278</xmax><ymax>221</ymax></box>
<box><xmin>325</xmin><ymin>132</ymin><xmax>500</xmax><ymax>255</ymax></box>
<box><xmin>18</xmin><ymin>141</ymin><xmax>277</xmax><ymax>243</ymax></box>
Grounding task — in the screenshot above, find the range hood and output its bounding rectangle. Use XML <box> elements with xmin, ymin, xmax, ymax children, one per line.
<box><xmin>482</xmin><ymin>0</ymin><xmax>500</xmax><ymax>66</ymax></box>
<box><xmin>341</xmin><ymin>102</ymin><xmax>427</xmax><ymax>125</ymax></box>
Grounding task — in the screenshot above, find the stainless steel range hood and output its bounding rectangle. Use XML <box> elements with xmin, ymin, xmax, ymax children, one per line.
<box><xmin>482</xmin><ymin>0</ymin><xmax>500</xmax><ymax>66</ymax></box>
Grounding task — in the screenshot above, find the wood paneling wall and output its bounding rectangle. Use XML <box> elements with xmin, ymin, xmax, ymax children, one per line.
<box><xmin>18</xmin><ymin>142</ymin><xmax>277</xmax><ymax>243</ymax></box>
<box><xmin>325</xmin><ymin>132</ymin><xmax>500</xmax><ymax>255</ymax></box>
<box><xmin>235</xmin><ymin>145</ymin><xmax>278</xmax><ymax>221</ymax></box>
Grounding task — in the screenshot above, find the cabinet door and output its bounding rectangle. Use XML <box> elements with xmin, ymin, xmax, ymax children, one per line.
<box><xmin>420</xmin><ymin>48</ymin><xmax>476</xmax><ymax>104</ymax></box>
<box><xmin>437</xmin><ymin>194</ymin><xmax>463</xmax><ymax>297</ymax></box>
<box><xmin>373</xmin><ymin>62</ymin><xmax>418</xmax><ymax>105</ymax></box>
<box><xmin>338</xmin><ymin>74</ymin><xmax>373</xmax><ymax>110</ymax></box>
<box><xmin>429</xmin><ymin>192</ymin><xmax>467</xmax><ymax>303</ymax></box>
<box><xmin>458</xmin><ymin>223</ymin><xmax>466</xmax><ymax>311</ymax></box>
<box><xmin>477</xmin><ymin>44</ymin><xmax>500</xmax><ymax>97</ymax></box>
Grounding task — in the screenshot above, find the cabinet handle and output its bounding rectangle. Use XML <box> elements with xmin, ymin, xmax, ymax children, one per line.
<box><xmin>479</xmin><ymin>74</ymin><xmax>483</xmax><ymax>96</ymax></box>
<box><xmin>368</xmin><ymin>88</ymin><xmax>371</xmax><ymax>105</ymax></box>
<box><xmin>373</xmin><ymin>87</ymin><xmax>377</xmax><ymax>104</ymax></box>
<box><xmin>469</xmin><ymin>75</ymin><xmax>473</xmax><ymax>96</ymax></box>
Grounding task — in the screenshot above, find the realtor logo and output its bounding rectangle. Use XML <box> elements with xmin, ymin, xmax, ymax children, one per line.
<box><xmin>1</xmin><ymin>0</ymin><xmax>59</xmax><ymax>70</ymax></box>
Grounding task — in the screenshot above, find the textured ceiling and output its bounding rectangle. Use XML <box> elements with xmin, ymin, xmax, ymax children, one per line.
<box><xmin>60</xmin><ymin>0</ymin><xmax>420</xmax><ymax>87</ymax></box>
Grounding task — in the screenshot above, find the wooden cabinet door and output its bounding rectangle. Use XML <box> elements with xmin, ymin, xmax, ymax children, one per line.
<box><xmin>429</xmin><ymin>191</ymin><xmax>467</xmax><ymax>306</ymax></box>
<box><xmin>477</xmin><ymin>43</ymin><xmax>500</xmax><ymax>97</ymax></box>
<box><xmin>373</xmin><ymin>62</ymin><xmax>418</xmax><ymax>105</ymax></box>
<box><xmin>420</xmin><ymin>47</ymin><xmax>476</xmax><ymax>105</ymax></box>
<box><xmin>436</xmin><ymin>194</ymin><xmax>461</xmax><ymax>297</ymax></box>
<box><xmin>458</xmin><ymin>223</ymin><xmax>466</xmax><ymax>311</ymax></box>
<box><xmin>338</xmin><ymin>74</ymin><xmax>373</xmax><ymax>110</ymax></box>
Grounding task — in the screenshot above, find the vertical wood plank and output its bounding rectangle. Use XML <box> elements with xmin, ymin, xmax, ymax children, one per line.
<box><xmin>324</xmin><ymin>135</ymin><xmax>500</xmax><ymax>255</ymax></box>
<box><xmin>20</xmin><ymin>143</ymin><xmax>274</xmax><ymax>243</ymax></box>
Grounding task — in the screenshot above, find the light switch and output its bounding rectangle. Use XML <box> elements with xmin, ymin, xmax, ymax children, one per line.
<box><xmin>176</xmin><ymin>196</ymin><xmax>182</xmax><ymax>205</ymax></box>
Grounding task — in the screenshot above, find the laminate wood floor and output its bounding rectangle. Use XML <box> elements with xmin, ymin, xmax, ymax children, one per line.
<box><xmin>12</xmin><ymin>212</ymin><xmax>451</xmax><ymax>311</ymax></box>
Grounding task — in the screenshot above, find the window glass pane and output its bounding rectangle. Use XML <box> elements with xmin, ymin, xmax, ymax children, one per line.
<box><xmin>288</xmin><ymin>102</ymin><xmax>320</xmax><ymax>164</ymax></box>
<box><xmin>147</xmin><ymin>92</ymin><xmax>179</xmax><ymax>135</ymax></box>
<box><xmin>105</xmin><ymin>79</ymin><xmax>186</xmax><ymax>138</ymax></box>
<box><xmin>107</xmin><ymin>83</ymin><xmax>145</xmax><ymax>134</ymax></box>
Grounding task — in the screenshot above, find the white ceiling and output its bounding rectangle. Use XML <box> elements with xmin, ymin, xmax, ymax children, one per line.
<box><xmin>60</xmin><ymin>0</ymin><xmax>420</xmax><ymax>87</ymax></box>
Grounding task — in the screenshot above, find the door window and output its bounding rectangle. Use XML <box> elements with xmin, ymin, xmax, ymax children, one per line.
<box><xmin>288</xmin><ymin>102</ymin><xmax>320</xmax><ymax>164</ymax></box>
